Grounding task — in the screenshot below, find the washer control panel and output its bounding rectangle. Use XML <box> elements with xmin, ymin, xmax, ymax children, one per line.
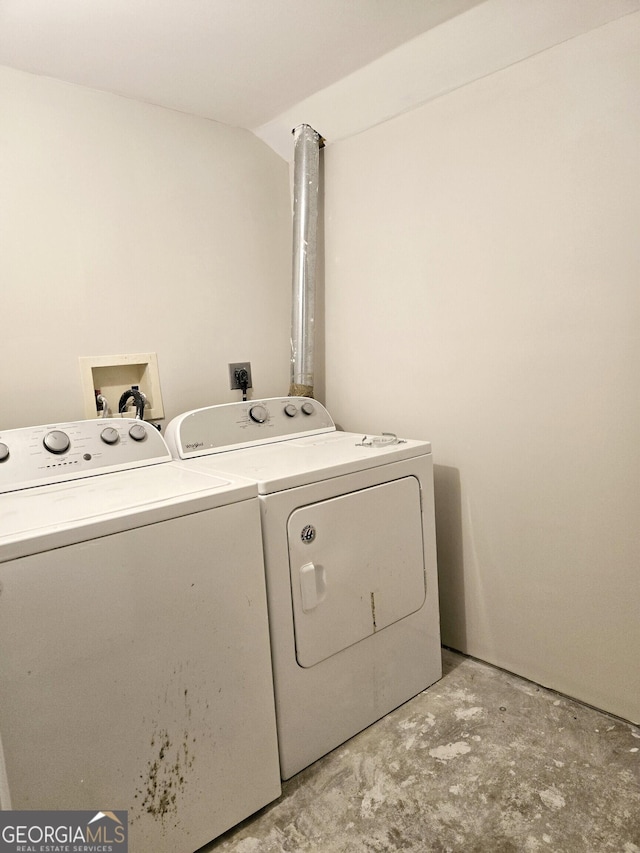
<box><xmin>0</xmin><ymin>418</ymin><xmax>171</xmax><ymax>493</ymax></box>
<box><xmin>166</xmin><ymin>397</ymin><xmax>336</xmax><ymax>459</ymax></box>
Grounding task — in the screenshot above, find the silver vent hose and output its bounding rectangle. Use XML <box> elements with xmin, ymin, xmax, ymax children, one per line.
<box><xmin>289</xmin><ymin>124</ymin><xmax>323</xmax><ymax>398</ymax></box>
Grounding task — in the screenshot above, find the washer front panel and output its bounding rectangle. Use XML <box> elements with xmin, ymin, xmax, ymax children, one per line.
<box><xmin>0</xmin><ymin>501</ymin><xmax>281</xmax><ymax>850</ymax></box>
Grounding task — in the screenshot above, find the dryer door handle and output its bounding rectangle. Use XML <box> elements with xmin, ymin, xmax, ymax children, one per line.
<box><xmin>299</xmin><ymin>562</ymin><xmax>326</xmax><ymax>612</ymax></box>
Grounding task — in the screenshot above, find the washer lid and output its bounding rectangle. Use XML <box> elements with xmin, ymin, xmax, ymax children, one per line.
<box><xmin>0</xmin><ymin>462</ymin><xmax>257</xmax><ymax>563</ymax></box>
<box><xmin>182</xmin><ymin>431</ymin><xmax>431</xmax><ymax>493</ymax></box>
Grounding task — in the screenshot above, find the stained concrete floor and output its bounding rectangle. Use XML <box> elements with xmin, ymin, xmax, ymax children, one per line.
<box><xmin>203</xmin><ymin>649</ymin><xmax>640</xmax><ymax>853</ymax></box>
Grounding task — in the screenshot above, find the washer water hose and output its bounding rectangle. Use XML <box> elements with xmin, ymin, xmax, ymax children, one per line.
<box><xmin>118</xmin><ymin>388</ymin><xmax>146</xmax><ymax>420</ymax></box>
<box><xmin>96</xmin><ymin>394</ymin><xmax>109</xmax><ymax>418</ymax></box>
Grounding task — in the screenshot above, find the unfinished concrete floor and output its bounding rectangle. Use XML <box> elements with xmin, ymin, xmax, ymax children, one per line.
<box><xmin>203</xmin><ymin>649</ymin><xmax>640</xmax><ymax>853</ymax></box>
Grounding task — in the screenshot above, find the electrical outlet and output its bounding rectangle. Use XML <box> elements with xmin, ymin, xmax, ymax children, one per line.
<box><xmin>229</xmin><ymin>362</ymin><xmax>252</xmax><ymax>391</ymax></box>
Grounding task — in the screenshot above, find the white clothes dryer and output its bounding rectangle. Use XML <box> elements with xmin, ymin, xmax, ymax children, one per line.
<box><xmin>165</xmin><ymin>398</ymin><xmax>442</xmax><ymax>779</ymax></box>
<box><xmin>0</xmin><ymin>417</ymin><xmax>280</xmax><ymax>851</ymax></box>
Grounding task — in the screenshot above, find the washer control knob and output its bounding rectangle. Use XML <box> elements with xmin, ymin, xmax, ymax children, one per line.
<box><xmin>0</xmin><ymin>443</ymin><xmax>9</xmax><ymax>462</ymax></box>
<box><xmin>249</xmin><ymin>404</ymin><xmax>268</xmax><ymax>424</ymax></box>
<box><xmin>43</xmin><ymin>430</ymin><xmax>70</xmax><ymax>455</ymax></box>
<box><xmin>301</xmin><ymin>401</ymin><xmax>315</xmax><ymax>416</ymax></box>
<box><xmin>284</xmin><ymin>403</ymin><xmax>298</xmax><ymax>418</ymax></box>
<box><xmin>128</xmin><ymin>423</ymin><xmax>147</xmax><ymax>442</ymax></box>
<box><xmin>100</xmin><ymin>427</ymin><xmax>120</xmax><ymax>445</ymax></box>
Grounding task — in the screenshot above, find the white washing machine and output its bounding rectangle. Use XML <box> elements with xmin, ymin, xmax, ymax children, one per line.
<box><xmin>0</xmin><ymin>417</ymin><xmax>280</xmax><ymax>851</ymax></box>
<box><xmin>165</xmin><ymin>397</ymin><xmax>442</xmax><ymax>779</ymax></box>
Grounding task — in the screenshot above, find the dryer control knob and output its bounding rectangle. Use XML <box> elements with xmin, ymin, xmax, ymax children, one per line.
<box><xmin>0</xmin><ymin>442</ymin><xmax>9</xmax><ymax>462</ymax></box>
<box><xmin>100</xmin><ymin>427</ymin><xmax>120</xmax><ymax>445</ymax></box>
<box><xmin>249</xmin><ymin>404</ymin><xmax>268</xmax><ymax>424</ymax></box>
<box><xmin>284</xmin><ymin>403</ymin><xmax>297</xmax><ymax>418</ymax></box>
<box><xmin>128</xmin><ymin>423</ymin><xmax>147</xmax><ymax>442</ymax></box>
<box><xmin>301</xmin><ymin>401</ymin><xmax>315</xmax><ymax>416</ymax></box>
<box><xmin>43</xmin><ymin>430</ymin><xmax>70</xmax><ymax>455</ymax></box>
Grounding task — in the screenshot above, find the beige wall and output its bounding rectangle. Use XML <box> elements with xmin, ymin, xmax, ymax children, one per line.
<box><xmin>0</xmin><ymin>66</ymin><xmax>291</xmax><ymax>429</ymax></box>
<box><xmin>2</xmin><ymin>14</ymin><xmax>638</xmax><ymax>725</ymax></box>
<box><xmin>323</xmin><ymin>14</ymin><xmax>640</xmax><ymax>722</ymax></box>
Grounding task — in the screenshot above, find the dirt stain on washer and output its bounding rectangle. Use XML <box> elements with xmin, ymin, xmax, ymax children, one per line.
<box><xmin>135</xmin><ymin>726</ymin><xmax>196</xmax><ymax>820</ymax></box>
<box><xmin>132</xmin><ymin>680</ymin><xmax>197</xmax><ymax>821</ymax></box>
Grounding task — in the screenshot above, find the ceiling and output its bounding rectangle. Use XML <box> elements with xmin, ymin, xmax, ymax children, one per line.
<box><xmin>0</xmin><ymin>0</ymin><xmax>485</xmax><ymax>126</ymax></box>
<box><xmin>1</xmin><ymin>0</ymin><xmax>638</xmax><ymax>159</ymax></box>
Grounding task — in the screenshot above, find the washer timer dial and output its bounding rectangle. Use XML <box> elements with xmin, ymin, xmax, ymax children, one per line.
<box><xmin>43</xmin><ymin>430</ymin><xmax>70</xmax><ymax>454</ymax></box>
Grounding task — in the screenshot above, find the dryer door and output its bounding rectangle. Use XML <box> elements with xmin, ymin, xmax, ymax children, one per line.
<box><xmin>287</xmin><ymin>476</ymin><xmax>426</xmax><ymax>668</ymax></box>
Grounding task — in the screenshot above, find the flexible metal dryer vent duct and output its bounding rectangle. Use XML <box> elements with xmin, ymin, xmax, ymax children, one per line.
<box><xmin>289</xmin><ymin>124</ymin><xmax>323</xmax><ymax>398</ymax></box>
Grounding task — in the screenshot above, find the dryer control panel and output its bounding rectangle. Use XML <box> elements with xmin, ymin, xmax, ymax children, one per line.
<box><xmin>0</xmin><ymin>418</ymin><xmax>171</xmax><ymax>492</ymax></box>
<box><xmin>166</xmin><ymin>397</ymin><xmax>336</xmax><ymax>459</ymax></box>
